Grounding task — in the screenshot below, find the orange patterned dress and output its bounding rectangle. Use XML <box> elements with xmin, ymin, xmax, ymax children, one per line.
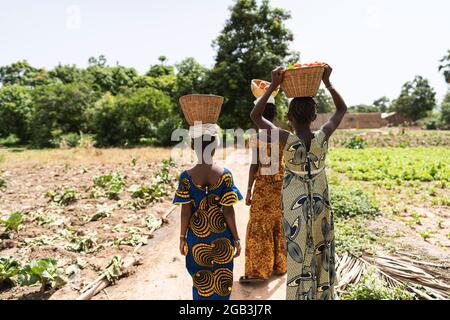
<box><xmin>244</xmin><ymin>135</ymin><xmax>287</xmax><ymax>279</ymax></box>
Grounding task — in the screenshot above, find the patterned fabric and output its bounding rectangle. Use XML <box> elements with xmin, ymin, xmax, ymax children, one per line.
<box><xmin>282</xmin><ymin>129</ymin><xmax>336</xmax><ymax>300</ymax></box>
<box><xmin>245</xmin><ymin>137</ymin><xmax>287</xmax><ymax>279</ymax></box>
<box><xmin>173</xmin><ymin>169</ymin><xmax>243</xmax><ymax>300</ymax></box>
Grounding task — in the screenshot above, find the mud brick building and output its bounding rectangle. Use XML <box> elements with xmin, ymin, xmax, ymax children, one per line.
<box><xmin>311</xmin><ymin>113</ymin><xmax>387</xmax><ymax>129</ymax></box>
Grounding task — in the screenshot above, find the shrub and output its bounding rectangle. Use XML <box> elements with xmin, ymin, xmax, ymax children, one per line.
<box><xmin>330</xmin><ymin>185</ymin><xmax>380</xmax><ymax>218</ymax></box>
<box><xmin>147</xmin><ymin>116</ymin><xmax>183</xmax><ymax>146</ymax></box>
<box><xmin>0</xmin><ymin>134</ymin><xmax>21</xmax><ymax>147</ymax></box>
<box><xmin>341</xmin><ymin>270</ymin><xmax>415</xmax><ymax>300</ymax></box>
<box><xmin>57</xmin><ymin>132</ymin><xmax>81</xmax><ymax>148</ymax></box>
<box><xmin>345</xmin><ymin>136</ymin><xmax>367</xmax><ymax>149</ymax></box>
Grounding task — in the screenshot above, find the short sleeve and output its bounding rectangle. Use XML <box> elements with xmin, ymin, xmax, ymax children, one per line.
<box><xmin>316</xmin><ymin>128</ymin><xmax>327</xmax><ymax>142</ymax></box>
<box><xmin>219</xmin><ymin>170</ymin><xmax>243</xmax><ymax>206</ymax></box>
<box><xmin>173</xmin><ymin>171</ymin><xmax>192</xmax><ymax>205</ymax></box>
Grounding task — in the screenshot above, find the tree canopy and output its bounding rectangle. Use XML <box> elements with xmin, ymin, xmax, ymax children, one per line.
<box><xmin>391</xmin><ymin>76</ymin><xmax>436</xmax><ymax>121</ymax></box>
<box><xmin>209</xmin><ymin>0</ymin><xmax>298</xmax><ymax>128</ymax></box>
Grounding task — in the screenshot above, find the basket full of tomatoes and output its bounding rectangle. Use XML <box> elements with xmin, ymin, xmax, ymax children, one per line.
<box><xmin>281</xmin><ymin>62</ymin><xmax>324</xmax><ymax>98</ymax></box>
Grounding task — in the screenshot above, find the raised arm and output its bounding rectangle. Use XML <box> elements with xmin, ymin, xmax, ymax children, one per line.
<box><xmin>321</xmin><ymin>64</ymin><xmax>348</xmax><ymax>139</ymax></box>
<box><xmin>250</xmin><ymin>67</ymin><xmax>285</xmax><ymax>131</ymax></box>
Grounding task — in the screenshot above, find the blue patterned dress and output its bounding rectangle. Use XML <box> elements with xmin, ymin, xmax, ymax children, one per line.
<box><xmin>173</xmin><ymin>169</ymin><xmax>243</xmax><ymax>300</ymax></box>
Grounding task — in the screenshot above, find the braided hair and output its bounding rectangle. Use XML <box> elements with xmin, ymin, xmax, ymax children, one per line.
<box><xmin>287</xmin><ymin>97</ymin><xmax>318</xmax><ymax>124</ymax></box>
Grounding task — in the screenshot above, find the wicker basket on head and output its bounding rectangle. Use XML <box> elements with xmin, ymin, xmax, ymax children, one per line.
<box><xmin>281</xmin><ymin>66</ymin><xmax>324</xmax><ymax>98</ymax></box>
<box><xmin>179</xmin><ymin>94</ymin><xmax>224</xmax><ymax>125</ymax></box>
<box><xmin>251</xmin><ymin>79</ymin><xmax>279</xmax><ymax>98</ymax></box>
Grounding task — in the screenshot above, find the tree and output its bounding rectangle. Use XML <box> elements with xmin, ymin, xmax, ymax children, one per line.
<box><xmin>48</xmin><ymin>64</ymin><xmax>92</xmax><ymax>85</ymax></box>
<box><xmin>143</xmin><ymin>56</ymin><xmax>177</xmax><ymax>97</ymax></box>
<box><xmin>0</xmin><ymin>60</ymin><xmax>48</xmax><ymax>87</ymax></box>
<box><xmin>209</xmin><ymin>0</ymin><xmax>297</xmax><ymax>128</ymax></box>
<box><xmin>315</xmin><ymin>89</ymin><xmax>333</xmax><ymax>113</ymax></box>
<box><xmin>175</xmin><ymin>57</ymin><xmax>208</xmax><ymax>98</ymax></box>
<box><xmin>439</xmin><ymin>50</ymin><xmax>450</xmax><ymax>84</ymax></box>
<box><xmin>87</xmin><ymin>56</ymin><xmax>139</xmax><ymax>94</ymax></box>
<box><xmin>373</xmin><ymin>96</ymin><xmax>390</xmax><ymax>113</ymax></box>
<box><xmin>30</xmin><ymin>83</ymin><xmax>98</xmax><ymax>147</ymax></box>
<box><xmin>87</xmin><ymin>87</ymin><xmax>173</xmax><ymax>146</ymax></box>
<box><xmin>391</xmin><ymin>76</ymin><xmax>436</xmax><ymax>121</ymax></box>
<box><xmin>0</xmin><ymin>85</ymin><xmax>33</xmax><ymax>142</ymax></box>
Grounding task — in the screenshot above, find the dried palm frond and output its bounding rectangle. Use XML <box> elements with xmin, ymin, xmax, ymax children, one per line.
<box><xmin>336</xmin><ymin>252</ymin><xmax>450</xmax><ymax>300</ymax></box>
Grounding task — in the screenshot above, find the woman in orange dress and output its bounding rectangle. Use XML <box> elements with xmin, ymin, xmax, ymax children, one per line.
<box><xmin>240</xmin><ymin>102</ymin><xmax>287</xmax><ymax>282</ymax></box>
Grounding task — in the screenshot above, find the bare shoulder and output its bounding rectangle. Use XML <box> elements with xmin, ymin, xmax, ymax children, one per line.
<box><xmin>278</xmin><ymin>129</ymin><xmax>291</xmax><ymax>148</ymax></box>
<box><xmin>213</xmin><ymin>165</ymin><xmax>226</xmax><ymax>175</ymax></box>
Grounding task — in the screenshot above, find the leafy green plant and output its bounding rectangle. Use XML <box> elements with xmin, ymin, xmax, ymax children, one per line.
<box><xmin>345</xmin><ymin>136</ymin><xmax>367</xmax><ymax>149</ymax></box>
<box><xmin>58</xmin><ymin>132</ymin><xmax>81</xmax><ymax>148</ymax></box>
<box><xmin>330</xmin><ymin>186</ymin><xmax>380</xmax><ymax>218</ymax></box>
<box><xmin>103</xmin><ymin>256</ymin><xmax>122</xmax><ymax>282</ymax></box>
<box><xmin>66</xmin><ymin>234</ymin><xmax>98</xmax><ymax>253</ymax></box>
<box><xmin>29</xmin><ymin>209</ymin><xmax>67</xmax><ymax>226</ymax></box>
<box><xmin>0</xmin><ymin>174</ymin><xmax>6</xmax><ymax>188</ymax></box>
<box><xmin>18</xmin><ymin>258</ymin><xmax>67</xmax><ymax>291</ymax></box>
<box><xmin>114</xmin><ymin>227</ymin><xmax>148</xmax><ymax>247</ymax></box>
<box><xmin>341</xmin><ymin>270</ymin><xmax>415</xmax><ymax>300</ymax></box>
<box><xmin>89</xmin><ymin>204</ymin><xmax>113</xmax><ymax>222</ymax></box>
<box><xmin>0</xmin><ymin>211</ymin><xmax>24</xmax><ymax>232</ymax></box>
<box><xmin>0</xmin><ymin>257</ymin><xmax>21</xmax><ymax>286</ymax></box>
<box><xmin>329</xmin><ymin>147</ymin><xmax>450</xmax><ymax>183</ymax></box>
<box><xmin>128</xmin><ymin>184</ymin><xmax>152</xmax><ymax>199</ymax></box>
<box><xmin>334</xmin><ymin>216</ymin><xmax>378</xmax><ymax>256</ymax></box>
<box><xmin>0</xmin><ymin>134</ymin><xmax>21</xmax><ymax>147</ymax></box>
<box><xmin>127</xmin><ymin>160</ymin><xmax>175</xmax><ymax>205</ymax></box>
<box><xmin>45</xmin><ymin>189</ymin><xmax>77</xmax><ymax>206</ymax></box>
<box><xmin>93</xmin><ymin>172</ymin><xmax>126</xmax><ymax>199</ymax></box>
<box><xmin>145</xmin><ymin>214</ymin><xmax>162</xmax><ymax>231</ymax></box>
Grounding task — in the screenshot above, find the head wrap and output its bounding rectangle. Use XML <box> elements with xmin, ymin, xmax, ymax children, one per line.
<box><xmin>254</xmin><ymin>96</ymin><xmax>276</xmax><ymax>105</ymax></box>
<box><xmin>188</xmin><ymin>122</ymin><xmax>220</xmax><ymax>139</ymax></box>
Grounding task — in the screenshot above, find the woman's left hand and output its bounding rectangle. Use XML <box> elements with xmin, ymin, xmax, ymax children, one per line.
<box><xmin>234</xmin><ymin>240</ymin><xmax>241</xmax><ymax>258</ymax></box>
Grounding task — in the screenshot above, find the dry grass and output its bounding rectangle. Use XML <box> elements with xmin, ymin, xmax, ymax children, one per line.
<box><xmin>0</xmin><ymin>147</ymin><xmax>173</xmax><ymax>168</ymax></box>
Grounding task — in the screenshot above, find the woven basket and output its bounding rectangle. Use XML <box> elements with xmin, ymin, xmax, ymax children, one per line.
<box><xmin>179</xmin><ymin>94</ymin><xmax>224</xmax><ymax>125</ymax></box>
<box><xmin>281</xmin><ymin>66</ymin><xmax>324</xmax><ymax>98</ymax></box>
<box><xmin>251</xmin><ymin>79</ymin><xmax>279</xmax><ymax>98</ymax></box>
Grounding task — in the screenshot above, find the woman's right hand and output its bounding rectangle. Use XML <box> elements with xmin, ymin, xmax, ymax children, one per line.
<box><xmin>179</xmin><ymin>238</ymin><xmax>188</xmax><ymax>256</ymax></box>
<box><xmin>271</xmin><ymin>66</ymin><xmax>285</xmax><ymax>87</ymax></box>
<box><xmin>322</xmin><ymin>63</ymin><xmax>333</xmax><ymax>87</ymax></box>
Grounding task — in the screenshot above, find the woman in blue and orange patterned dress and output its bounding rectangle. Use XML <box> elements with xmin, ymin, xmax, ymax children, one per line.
<box><xmin>173</xmin><ymin>132</ymin><xmax>243</xmax><ymax>300</ymax></box>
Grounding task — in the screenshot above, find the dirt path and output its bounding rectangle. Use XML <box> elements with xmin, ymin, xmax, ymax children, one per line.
<box><xmin>94</xmin><ymin>149</ymin><xmax>286</xmax><ymax>300</ymax></box>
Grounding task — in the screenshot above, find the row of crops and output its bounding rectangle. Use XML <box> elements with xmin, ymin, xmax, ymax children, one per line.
<box><xmin>0</xmin><ymin>159</ymin><xmax>176</xmax><ymax>297</ymax></box>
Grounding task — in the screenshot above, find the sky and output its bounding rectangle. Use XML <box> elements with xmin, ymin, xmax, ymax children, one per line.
<box><xmin>1</xmin><ymin>0</ymin><xmax>449</xmax><ymax>105</ymax></box>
